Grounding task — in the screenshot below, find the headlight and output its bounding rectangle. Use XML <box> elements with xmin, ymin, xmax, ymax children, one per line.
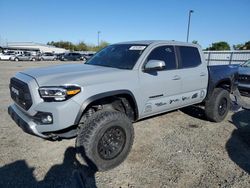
<box><xmin>39</xmin><ymin>85</ymin><xmax>81</xmax><ymax>101</ymax></box>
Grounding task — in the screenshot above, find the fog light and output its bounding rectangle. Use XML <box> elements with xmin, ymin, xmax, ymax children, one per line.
<box><xmin>41</xmin><ymin>115</ymin><xmax>53</xmax><ymax>124</ymax></box>
<box><xmin>34</xmin><ymin>112</ymin><xmax>53</xmax><ymax>124</ymax></box>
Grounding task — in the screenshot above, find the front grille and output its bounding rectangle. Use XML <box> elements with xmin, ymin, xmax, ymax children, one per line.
<box><xmin>10</xmin><ymin>78</ymin><xmax>32</xmax><ymax>110</ymax></box>
<box><xmin>238</xmin><ymin>74</ymin><xmax>250</xmax><ymax>84</ymax></box>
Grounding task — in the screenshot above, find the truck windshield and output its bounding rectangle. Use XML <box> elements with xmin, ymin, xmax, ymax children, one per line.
<box><xmin>241</xmin><ymin>60</ymin><xmax>250</xmax><ymax>67</ymax></box>
<box><xmin>85</xmin><ymin>44</ymin><xmax>148</xmax><ymax>70</ymax></box>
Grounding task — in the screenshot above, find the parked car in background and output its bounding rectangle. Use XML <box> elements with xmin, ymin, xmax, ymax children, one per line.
<box><xmin>238</xmin><ymin>59</ymin><xmax>250</xmax><ymax>96</ymax></box>
<box><xmin>84</xmin><ymin>52</ymin><xmax>95</xmax><ymax>60</ymax></box>
<box><xmin>0</xmin><ymin>52</ymin><xmax>15</xmax><ymax>60</ymax></box>
<box><xmin>40</xmin><ymin>52</ymin><xmax>57</xmax><ymax>61</ymax></box>
<box><xmin>55</xmin><ymin>53</ymin><xmax>65</xmax><ymax>60</ymax></box>
<box><xmin>60</xmin><ymin>52</ymin><xmax>84</xmax><ymax>61</ymax></box>
<box><xmin>10</xmin><ymin>52</ymin><xmax>39</xmax><ymax>61</ymax></box>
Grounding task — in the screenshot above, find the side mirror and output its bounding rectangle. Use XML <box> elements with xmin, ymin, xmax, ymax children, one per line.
<box><xmin>144</xmin><ymin>60</ymin><xmax>166</xmax><ymax>72</ymax></box>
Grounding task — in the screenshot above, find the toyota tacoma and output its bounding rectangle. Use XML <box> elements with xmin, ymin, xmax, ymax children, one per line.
<box><xmin>8</xmin><ymin>41</ymin><xmax>239</xmax><ymax>171</ymax></box>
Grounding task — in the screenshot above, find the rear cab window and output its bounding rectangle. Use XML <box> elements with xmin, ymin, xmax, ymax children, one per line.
<box><xmin>177</xmin><ymin>46</ymin><xmax>201</xmax><ymax>68</ymax></box>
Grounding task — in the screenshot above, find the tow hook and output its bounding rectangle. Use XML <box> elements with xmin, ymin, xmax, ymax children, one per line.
<box><xmin>232</xmin><ymin>89</ymin><xmax>250</xmax><ymax>110</ymax></box>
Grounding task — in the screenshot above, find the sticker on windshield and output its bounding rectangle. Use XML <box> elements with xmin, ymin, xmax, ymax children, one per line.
<box><xmin>129</xmin><ymin>46</ymin><xmax>146</xmax><ymax>50</ymax></box>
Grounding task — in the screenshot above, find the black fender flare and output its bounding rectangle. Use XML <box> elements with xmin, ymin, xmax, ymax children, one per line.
<box><xmin>74</xmin><ymin>90</ymin><xmax>139</xmax><ymax>124</ymax></box>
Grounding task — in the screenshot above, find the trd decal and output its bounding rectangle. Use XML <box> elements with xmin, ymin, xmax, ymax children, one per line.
<box><xmin>155</xmin><ymin>102</ymin><xmax>167</xmax><ymax>107</ymax></box>
<box><xmin>200</xmin><ymin>90</ymin><xmax>205</xmax><ymax>98</ymax></box>
<box><xmin>192</xmin><ymin>93</ymin><xmax>198</xmax><ymax>99</ymax></box>
<box><xmin>144</xmin><ymin>103</ymin><xmax>152</xmax><ymax>113</ymax></box>
<box><xmin>182</xmin><ymin>96</ymin><xmax>190</xmax><ymax>101</ymax></box>
<box><xmin>169</xmin><ymin>99</ymin><xmax>179</xmax><ymax>104</ymax></box>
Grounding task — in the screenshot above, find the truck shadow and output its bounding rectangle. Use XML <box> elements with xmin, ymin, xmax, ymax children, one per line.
<box><xmin>180</xmin><ymin>105</ymin><xmax>207</xmax><ymax>121</ymax></box>
<box><xmin>0</xmin><ymin>146</ymin><xmax>97</xmax><ymax>188</ymax></box>
<box><xmin>226</xmin><ymin>109</ymin><xmax>250</xmax><ymax>174</ymax></box>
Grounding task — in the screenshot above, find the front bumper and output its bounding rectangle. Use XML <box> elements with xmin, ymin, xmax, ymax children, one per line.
<box><xmin>238</xmin><ymin>83</ymin><xmax>250</xmax><ymax>91</ymax></box>
<box><xmin>8</xmin><ymin>99</ymin><xmax>82</xmax><ymax>139</ymax></box>
<box><xmin>8</xmin><ymin>73</ymin><xmax>84</xmax><ymax>140</ymax></box>
<box><xmin>8</xmin><ymin>104</ymin><xmax>48</xmax><ymax>138</ymax></box>
<box><xmin>238</xmin><ymin>83</ymin><xmax>250</xmax><ymax>96</ymax></box>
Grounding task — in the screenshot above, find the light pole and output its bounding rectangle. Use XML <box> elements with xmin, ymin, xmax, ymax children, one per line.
<box><xmin>97</xmin><ymin>31</ymin><xmax>101</xmax><ymax>46</ymax></box>
<box><xmin>186</xmin><ymin>10</ymin><xmax>194</xmax><ymax>42</ymax></box>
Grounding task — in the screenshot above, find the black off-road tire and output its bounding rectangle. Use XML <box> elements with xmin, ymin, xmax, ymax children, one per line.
<box><xmin>76</xmin><ymin>109</ymin><xmax>134</xmax><ymax>171</ymax></box>
<box><xmin>205</xmin><ymin>88</ymin><xmax>230</xmax><ymax>122</ymax></box>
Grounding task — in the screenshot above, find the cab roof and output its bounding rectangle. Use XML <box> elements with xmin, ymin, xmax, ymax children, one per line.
<box><xmin>116</xmin><ymin>40</ymin><xmax>200</xmax><ymax>48</ymax></box>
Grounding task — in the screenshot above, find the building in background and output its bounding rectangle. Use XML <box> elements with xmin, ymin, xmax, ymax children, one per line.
<box><xmin>4</xmin><ymin>42</ymin><xmax>68</xmax><ymax>54</ymax></box>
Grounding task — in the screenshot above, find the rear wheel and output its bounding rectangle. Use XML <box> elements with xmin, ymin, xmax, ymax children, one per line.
<box><xmin>15</xmin><ymin>58</ymin><xmax>19</xmax><ymax>62</ymax></box>
<box><xmin>76</xmin><ymin>109</ymin><xmax>134</xmax><ymax>171</ymax></box>
<box><xmin>205</xmin><ymin>88</ymin><xmax>230</xmax><ymax>122</ymax></box>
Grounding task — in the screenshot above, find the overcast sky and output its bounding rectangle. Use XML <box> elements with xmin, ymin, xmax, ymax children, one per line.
<box><xmin>0</xmin><ymin>0</ymin><xmax>249</xmax><ymax>48</ymax></box>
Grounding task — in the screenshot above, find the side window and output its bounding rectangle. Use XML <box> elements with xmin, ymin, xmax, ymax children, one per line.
<box><xmin>178</xmin><ymin>46</ymin><xmax>201</xmax><ymax>68</ymax></box>
<box><xmin>147</xmin><ymin>46</ymin><xmax>177</xmax><ymax>70</ymax></box>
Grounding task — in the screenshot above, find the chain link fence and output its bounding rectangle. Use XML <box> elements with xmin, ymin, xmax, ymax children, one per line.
<box><xmin>204</xmin><ymin>51</ymin><xmax>250</xmax><ymax>66</ymax></box>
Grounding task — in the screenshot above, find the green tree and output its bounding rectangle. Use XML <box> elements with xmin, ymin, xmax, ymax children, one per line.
<box><xmin>233</xmin><ymin>44</ymin><xmax>244</xmax><ymax>50</ymax></box>
<box><xmin>241</xmin><ymin>41</ymin><xmax>250</xmax><ymax>50</ymax></box>
<box><xmin>47</xmin><ymin>41</ymin><xmax>75</xmax><ymax>51</ymax></box>
<box><xmin>75</xmin><ymin>41</ymin><xmax>88</xmax><ymax>51</ymax></box>
<box><xmin>232</xmin><ymin>41</ymin><xmax>250</xmax><ymax>50</ymax></box>
<box><xmin>95</xmin><ymin>41</ymin><xmax>110</xmax><ymax>51</ymax></box>
<box><xmin>192</xmin><ymin>40</ymin><xmax>199</xmax><ymax>45</ymax></box>
<box><xmin>47</xmin><ymin>40</ymin><xmax>110</xmax><ymax>52</ymax></box>
<box><xmin>87</xmin><ymin>41</ymin><xmax>110</xmax><ymax>52</ymax></box>
<box><xmin>206</xmin><ymin>41</ymin><xmax>230</xmax><ymax>51</ymax></box>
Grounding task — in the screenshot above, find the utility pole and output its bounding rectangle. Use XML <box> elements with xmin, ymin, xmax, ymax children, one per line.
<box><xmin>186</xmin><ymin>10</ymin><xmax>194</xmax><ymax>42</ymax></box>
<box><xmin>97</xmin><ymin>31</ymin><xmax>101</xmax><ymax>46</ymax></box>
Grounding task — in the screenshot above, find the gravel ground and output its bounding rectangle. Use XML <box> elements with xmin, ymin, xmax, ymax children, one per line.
<box><xmin>0</xmin><ymin>61</ymin><xmax>250</xmax><ymax>188</ymax></box>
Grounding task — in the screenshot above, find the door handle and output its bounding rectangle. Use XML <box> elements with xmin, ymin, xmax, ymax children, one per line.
<box><xmin>200</xmin><ymin>72</ymin><xmax>206</xmax><ymax>77</ymax></box>
<box><xmin>172</xmin><ymin>75</ymin><xmax>181</xmax><ymax>80</ymax></box>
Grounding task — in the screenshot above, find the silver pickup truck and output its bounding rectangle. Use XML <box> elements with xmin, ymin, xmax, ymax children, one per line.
<box><xmin>8</xmin><ymin>40</ymin><xmax>238</xmax><ymax>171</ymax></box>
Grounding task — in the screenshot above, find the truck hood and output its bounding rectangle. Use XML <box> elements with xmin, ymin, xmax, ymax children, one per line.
<box><xmin>239</xmin><ymin>66</ymin><xmax>250</xmax><ymax>75</ymax></box>
<box><xmin>21</xmin><ymin>63</ymin><xmax>125</xmax><ymax>86</ymax></box>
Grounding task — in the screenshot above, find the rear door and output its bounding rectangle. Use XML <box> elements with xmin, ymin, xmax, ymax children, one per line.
<box><xmin>176</xmin><ymin>46</ymin><xmax>208</xmax><ymax>105</ymax></box>
<box><xmin>139</xmin><ymin>45</ymin><xmax>183</xmax><ymax>117</ymax></box>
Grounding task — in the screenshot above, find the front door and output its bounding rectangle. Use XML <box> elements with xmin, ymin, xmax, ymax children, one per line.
<box><xmin>139</xmin><ymin>45</ymin><xmax>183</xmax><ymax>118</ymax></box>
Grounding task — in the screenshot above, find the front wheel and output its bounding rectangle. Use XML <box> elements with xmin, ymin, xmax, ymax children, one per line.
<box><xmin>76</xmin><ymin>109</ymin><xmax>134</xmax><ymax>171</ymax></box>
<box><xmin>15</xmin><ymin>58</ymin><xmax>19</xmax><ymax>62</ymax></box>
<box><xmin>205</xmin><ymin>88</ymin><xmax>230</xmax><ymax>122</ymax></box>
